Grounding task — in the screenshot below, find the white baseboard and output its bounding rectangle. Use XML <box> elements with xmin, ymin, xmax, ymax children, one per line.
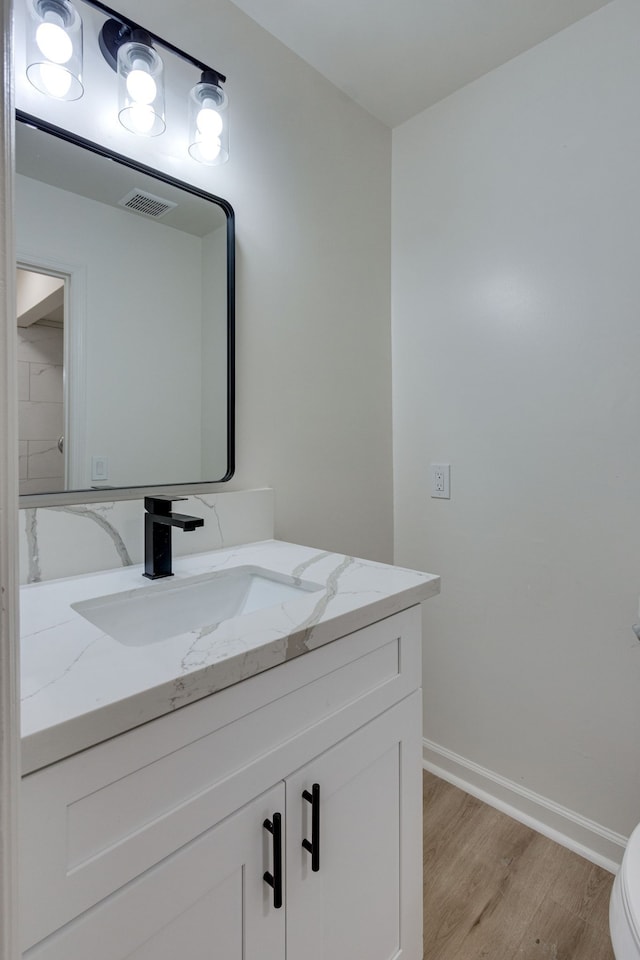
<box><xmin>423</xmin><ymin>738</ymin><xmax>626</xmax><ymax>874</ymax></box>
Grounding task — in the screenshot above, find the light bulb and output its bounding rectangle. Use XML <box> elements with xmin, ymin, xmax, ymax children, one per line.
<box><xmin>127</xmin><ymin>103</ymin><xmax>155</xmax><ymax>134</ymax></box>
<box><xmin>117</xmin><ymin>44</ymin><xmax>164</xmax><ymax>136</ymax></box>
<box><xmin>26</xmin><ymin>0</ymin><xmax>83</xmax><ymax>100</ymax></box>
<box><xmin>39</xmin><ymin>62</ymin><xmax>72</xmax><ymax>97</ymax></box>
<box><xmin>196</xmin><ymin>100</ymin><xmax>223</xmax><ymax>137</ymax></box>
<box><xmin>198</xmin><ymin>137</ymin><xmax>222</xmax><ymax>162</ymax></box>
<box><xmin>126</xmin><ymin>63</ymin><xmax>157</xmax><ymax>104</ymax></box>
<box><xmin>188</xmin><ymin>77</ymin><xmax>228</xmax><ymax>164</ymax></box>
<box><xmin>36</xmin><ymin>18</ymin><xmax>72</xmax><ymax>63</ymax></box>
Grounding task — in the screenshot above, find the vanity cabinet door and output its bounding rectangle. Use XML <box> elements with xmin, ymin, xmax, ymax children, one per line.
<box><xmin>285</xmin><ymin>691</ymin><xmax>423</xmax><ymax>960</ymax></box>
<box><xmin>24</xmin><ymin>782</ymin><xmax>286</xmax><ymax>960</ymax></box>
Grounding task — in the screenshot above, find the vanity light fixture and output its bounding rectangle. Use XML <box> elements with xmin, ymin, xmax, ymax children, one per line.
<box><xmin>26</xmin><ymin>0</ymin><xmax>84</xmax><ymax>101</ymax></box>
<box><xmin>24</xmin><ymin>0</ymin><xmax>229</xmax><ymax>160</ymax></box>
<box><xmin>188</xmin><ymin>70</ymin><xmax>229</xmax><ymax>166</ymax></box>
<box><xmin>99</xmin><ymin>19</ymin><xmax>166</xmax><ymax>137</ymax></box>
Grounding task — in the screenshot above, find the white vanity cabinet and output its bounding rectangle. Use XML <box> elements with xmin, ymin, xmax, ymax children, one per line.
<box><xmin>20</xmin><ymin>606</ymin><xmax>424</xmax><ymax>960</ymax></box>
<box><xmin>25</xmin><ymin>782</ymin><xmax>287</xmax><ymax>960</ymax></box>
<box><xmin>284</xmin><ymin>693</ymin><xmax>422</xmax><ymax>960</ymax></box>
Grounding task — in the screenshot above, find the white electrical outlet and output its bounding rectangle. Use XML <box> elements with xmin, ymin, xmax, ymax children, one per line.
<box><xmin>430</xmin><ymin>463</ymin><xmax>450</xmax><ymax>499</ymax></box>
<box><xmin>91</xmin><ymin>456</ymin><xmax>109</xmax><ymax>482</ymax></box>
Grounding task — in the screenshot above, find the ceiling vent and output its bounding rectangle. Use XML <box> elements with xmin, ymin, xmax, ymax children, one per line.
<box><xmin>118</xmin><ymin>189</ymin><xmax>177</xmax><ymax>219</ymax></box>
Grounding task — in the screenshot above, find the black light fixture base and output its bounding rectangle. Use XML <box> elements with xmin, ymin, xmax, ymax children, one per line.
<box><xmin>98</xmin><ymin>19</ymin><xmax>155</xmax><ymax>71</ymax></box>
<box><xmin>83</xmin><ymin>0</ymin><xmax>225</xmax><ymax>81</ymax></box>
<box><xmin>98</xmin><ymin>18</ymin><xmax>131</xmax><ymax>70</ymax></box>
<box><xmin>201</xmin><ymin>69</ymin><xmax>225</xmax><ymax>88</ymax></box>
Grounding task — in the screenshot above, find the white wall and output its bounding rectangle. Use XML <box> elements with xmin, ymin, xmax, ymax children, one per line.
<box><xmin>15</xmin><ymin>0</ymin><xmax>394</xmax><ymax>562</ymax></box>
<box><xmin>393</xmin><ymin>0</ymin><xmax>640</xmax><ymax>849</ymax></box>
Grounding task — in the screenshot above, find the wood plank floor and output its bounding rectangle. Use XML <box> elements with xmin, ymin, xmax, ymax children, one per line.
<box><xmin>423</xmin><ymin>770</ymin><xmax>615</xmax><ymax>960</ymax></box>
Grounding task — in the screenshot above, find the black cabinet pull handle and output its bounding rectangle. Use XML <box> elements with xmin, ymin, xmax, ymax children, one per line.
<box><xmin>263</xmin><ymin>813</ymin><xmax>283</xmax><ymax>908</ymax></box>
<box><xmin>302</xmin><ymin>782</ymin><xmax>320</xmax><ymax>872</ymax></box>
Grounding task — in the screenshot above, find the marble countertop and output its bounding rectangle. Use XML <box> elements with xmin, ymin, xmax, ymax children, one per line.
<box><xmin>20</xmin><ymin>539</ymin><xmax>440</xmax><ymax>774</ymax></box>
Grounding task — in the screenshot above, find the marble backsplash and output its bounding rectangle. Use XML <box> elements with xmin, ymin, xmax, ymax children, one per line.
<box><xmin>19</xmin><ymin>488</ymin><xmax>274</xmax><ymax>584</ymax></box>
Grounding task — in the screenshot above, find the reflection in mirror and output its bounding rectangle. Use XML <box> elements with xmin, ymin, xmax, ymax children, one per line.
<box><xmin>17</xmin><ymin>265</ymin><xmax>66</xmax><ymax>494</ymax></box>
<box><xmin>15</xmin><ymin>116</ymin><xmax>234</xmax><ymax>497</ymax></box>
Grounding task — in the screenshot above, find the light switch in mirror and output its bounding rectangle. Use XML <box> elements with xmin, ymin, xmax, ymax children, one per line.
<box><xmin>16</xmin><ymin>115</ymin><xmax>235</xmax><ymax>498</ymax></box>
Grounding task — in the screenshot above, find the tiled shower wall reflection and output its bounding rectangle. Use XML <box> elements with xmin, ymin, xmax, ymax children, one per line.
<box><xmin>18</xmin><ymin>322</ymin><xmax>64</xmax><ymax>495</ymax></box>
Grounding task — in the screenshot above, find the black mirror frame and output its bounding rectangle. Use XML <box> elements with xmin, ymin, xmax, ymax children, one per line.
<box><xmin>15</xmin><ymin>109</ymin><xmax>235</xmax><ymax>490</ymax></box>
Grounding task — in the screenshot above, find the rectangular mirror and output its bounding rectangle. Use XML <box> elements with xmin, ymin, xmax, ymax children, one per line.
<box><xmin>15</xmin><ymin>114</ymin><xmax>235</xmax><ymax>497</ymax></box>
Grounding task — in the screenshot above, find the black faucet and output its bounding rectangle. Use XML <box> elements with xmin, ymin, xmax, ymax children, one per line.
<box><xmin>143</xmin><ymin>496</ymin><xmax>204</xmax><ymax>580</ymax></box>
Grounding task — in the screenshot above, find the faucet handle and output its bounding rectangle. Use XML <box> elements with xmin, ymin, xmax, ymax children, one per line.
<box><xmin>144</xmin><ymin>495</ymin><xmax>187</xmax><ymax>515</ymax></box>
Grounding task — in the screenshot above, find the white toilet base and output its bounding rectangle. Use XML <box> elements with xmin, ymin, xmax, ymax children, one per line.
<box><xmin>610</xmin><ymin>870</ymin><xmax>640</xmax><ymax>960</ymax></box>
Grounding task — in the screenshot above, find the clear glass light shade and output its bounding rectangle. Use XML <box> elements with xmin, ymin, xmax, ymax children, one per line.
<box><xmin>117</xmin><ymin>41</ymin><xmax>165</xmax><ymax>137</ymax></box>
<box><xmin>26</xmin><ymin>0</ymin><xmax>83</xmax><ymax>101</ymax></box>
<box><xmin>188</xmin><ymin>81</ymin><xmax>229</xmax><ymax>165</ymax></box>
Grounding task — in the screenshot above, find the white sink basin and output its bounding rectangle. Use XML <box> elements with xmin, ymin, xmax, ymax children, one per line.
<box><xmin>71</xmin><ymin>566</ymin><xmax>323</xmax><ymax>646</ymax></box>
